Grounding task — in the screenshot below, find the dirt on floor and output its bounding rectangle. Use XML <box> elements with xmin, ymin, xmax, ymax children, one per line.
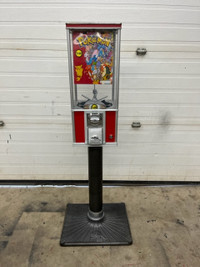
<box><xmin>0</xmin><ymin>185</ymin><xmax>200</xmax><ymax>267</ymax></box>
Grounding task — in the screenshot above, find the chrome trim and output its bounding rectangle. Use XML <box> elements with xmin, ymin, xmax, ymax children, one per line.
<box><xmin>66</xmin><ymin>29</ymin><xmax>74</xmax><ymax>107</ymax></box>
<box><xmin>115</xmin><ymin>110</ymin><xmax>118</xmax><ymax>144</ymax></box>
<box><xmin>71</xmin><ymin>111</ymin><xmax>76</xmax><ymax>143</ymax></box>
<box><xmin>103</xmin><ymin>111</ymin><xmax>106</xmax><ymax>144</ymax></box>
<box><xmin>72</xmin><ymin>142</ymin><xmax>117</xmax><ymax>146</ymax></box>
<box><xmin>72</xmin><ymin>108</ymin><xmax>118</xmax><ymax>112</ymax></box>
<box><xmin>67</xmin><ymin>29</ymin><xmax>76</xmax><ymax>142</ymax></box>
<box><xmin>116</xmin><ymin>28</ymin><xmax>121</xmax><ymax>110</ymax></box>
<box><xmin>66</xmin><ymin>27</ymin><xmax>121</xmax><ymax>30</ymax></box>
<box><xmin>84</xmin><ymin>111</ymin><xmax>87</xmax><ymax>145</ymax></box>
<box><xmin>112</xmin><ymin>30</ymin><xmax>116</xmax><ymax>102</ymax></box>
<box><xmin>87</xmin><ymin>209</ymin><xmax>104</xmax><ymax>221</ymax></box>
<box><xmin>84</xmin><ymin>110</ymin><xmax>106</xmax><ymax>145</ymax></box>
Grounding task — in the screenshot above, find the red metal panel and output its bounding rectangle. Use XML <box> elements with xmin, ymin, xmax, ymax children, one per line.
<box><xmin>66</xmin><ymin>23</ymin><xmax>122</xmax><ymax>29</ymax></box>
<box><xmin>74</xmin><ymin>111</ymin><xmax>85</xmax><ymax>143</ymax></box>
<box><xmin>106</xmin><ymin>111</ymin><xmax>116</xmax><ymax>143</ymax></box>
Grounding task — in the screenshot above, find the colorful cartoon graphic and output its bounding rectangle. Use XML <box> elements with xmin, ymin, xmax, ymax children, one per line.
<box><xmin>75</xmin><ymin>65</ymin><xmax>83</xmax><ymax>81</ymax></box>
<box><xmin>72</xmin><ymin>31</ymin><xmax>114</xmax><ymax>84</ymax></box>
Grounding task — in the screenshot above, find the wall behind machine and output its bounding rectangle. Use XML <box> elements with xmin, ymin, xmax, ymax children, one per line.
<box><xmin>0</xmin><ymin>0</ymin><xmax>200</xmax><ymax>181</ymax></box>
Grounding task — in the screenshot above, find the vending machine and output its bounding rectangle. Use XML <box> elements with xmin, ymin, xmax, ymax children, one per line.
<box><xmin>60</xmin><ymin>24</ymin><xmax>132</xmax><ymax>246</ymax></box>
<box><xmin>66</xmin><ymin>23</ymin><xmax>121</xmax><ymax>145</ymax></box>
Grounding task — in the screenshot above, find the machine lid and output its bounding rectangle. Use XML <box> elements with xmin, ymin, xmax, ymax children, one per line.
<box><xmin>66</xmin><ymin>23</ymin><xmax>122</xmax><ymax>29</ymax></box>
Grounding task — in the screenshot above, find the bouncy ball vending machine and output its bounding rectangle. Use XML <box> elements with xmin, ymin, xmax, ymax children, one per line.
<box><xmin>60</xmin><ymin>24</ymin><xmax>132</xmax><ymax>246</ymax></box>
<box><xmin>68</xmin><ymin>24</ymin><xmax>120</xmax><ymax>145</ymax></box>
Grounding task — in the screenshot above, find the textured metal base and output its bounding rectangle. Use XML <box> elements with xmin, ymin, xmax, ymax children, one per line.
<box><xmin>60</xmin><ymin>203</ymin><xmax>132</xmax><ymax>246</ymax></box>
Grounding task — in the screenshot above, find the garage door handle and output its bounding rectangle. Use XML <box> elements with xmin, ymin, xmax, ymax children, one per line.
<box><xmin>131</xmin><ymin>122</ymin><xmax>141</xmax><ymax>128</ymax></box>
<box><xmin>0</xmin><ymin>121</ymin><xmax>5</xmax><ymax>127</ymax></box>
<box><xmin>136</xmin><ymin>48</ymin><xmax>147</xmax><ymax>56</ymax></box>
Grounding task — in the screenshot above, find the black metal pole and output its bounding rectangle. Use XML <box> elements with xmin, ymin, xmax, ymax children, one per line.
<box><xmin>60</xmin><ymin>145</ymin><xmax>132</xmax><ymax>245</ymax></box>
<box><xmin>88</xmin><ymin>146</ymin><xmax>104</xmax><ymax>220</ymax></box>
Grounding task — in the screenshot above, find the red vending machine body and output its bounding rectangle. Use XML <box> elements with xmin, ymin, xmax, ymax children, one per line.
<box><xmin>105</xmin><ymin>111</ymin><xmax>116</xmax><ymax>143</ymax></box>
<box><xmin>74</xmin><ymin>111</ymin><xmax>85</xmax><ymax>143</ymax></box>
<box><xmin>66</xmin><ymin>24</ymin><xmax>121</xmax><ymax>145</ymax></box>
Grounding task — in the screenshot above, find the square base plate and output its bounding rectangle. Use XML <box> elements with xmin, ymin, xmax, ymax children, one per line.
<box><xmin>60</xmin><ymin>203</ymin><xmax>132</xmax><ymax>246</ymax></box>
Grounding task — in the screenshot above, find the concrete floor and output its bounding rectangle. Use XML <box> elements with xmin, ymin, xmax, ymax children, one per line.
<box><xmin>0</xmin><ymin>185</ymin><xmax>199</xmax><ymax>267</ymax></box>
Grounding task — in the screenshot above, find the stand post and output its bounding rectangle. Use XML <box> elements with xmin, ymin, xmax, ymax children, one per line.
<box><xmin>60</xmin><ymin>147</ymin><xmax>132</xmax><ymax>246</ymax></box>
<box><xmin>88</xmin><ymin>147</ymin><xmax>104</xmax><ymax>221</ymax></box>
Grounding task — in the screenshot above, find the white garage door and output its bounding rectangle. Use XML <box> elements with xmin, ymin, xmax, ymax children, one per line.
<box><xmin>0</xmin><ymin>0</ymin><xmax>200</xmax><ymax>181</ymax></box>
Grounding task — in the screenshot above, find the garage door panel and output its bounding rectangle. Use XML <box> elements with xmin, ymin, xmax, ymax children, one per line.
<box><xmin>0</xmin><ymin>1</ymin><xmax>199</xmax><ymax>181</ymax></box>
